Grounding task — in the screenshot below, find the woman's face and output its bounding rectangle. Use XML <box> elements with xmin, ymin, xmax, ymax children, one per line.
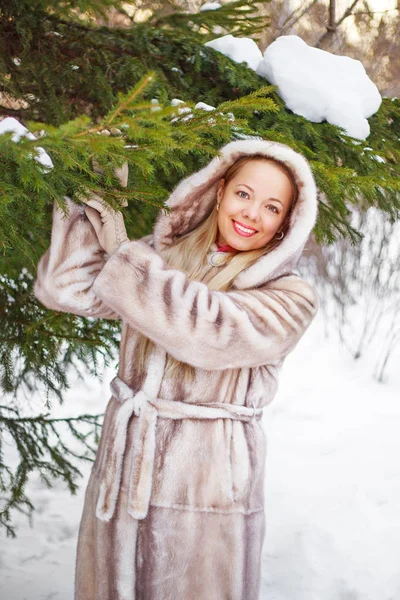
<box><xmin>216</xmin><ymin>159</ymin><xmax>293</xmax><ymax>251</ymax></box>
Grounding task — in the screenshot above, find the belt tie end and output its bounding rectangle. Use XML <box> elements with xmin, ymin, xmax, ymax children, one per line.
<box><xmin>127</xmin><ymin>400</ymin><xmax>158</xmax><ymax>520</ymax></box>
<box><xmin>95</xmin><ymin>389</ymin><xmax>150</xmax><ymax>522</ymax></box>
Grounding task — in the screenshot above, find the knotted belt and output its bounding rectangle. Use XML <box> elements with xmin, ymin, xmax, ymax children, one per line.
<box><xmin>95</xmin><ymin>374</ymin><xmax>263</xmax><ymax>522</ymax></box>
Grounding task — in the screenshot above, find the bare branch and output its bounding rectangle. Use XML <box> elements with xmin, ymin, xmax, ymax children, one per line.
<box><xmin>280</xmin><ymin>0</ymin><xmax>319</xmax><ymax>35</ymax></box>
<box><xmin>328</xmin><ymin>0</ymin><xmax>336</xmax><ymax>31</ymax></box>
<box><xmin>337</xmin><ymin>0</ymin><xmax>363</xmax><ymax>27</ymax></box>
<box><xmin>316</xmin><ymin>0</ymin><xmax>363</xmax><ymax>48</ymax></box>
<box><xmin>355</xmin><ymin>10</ymin><xmax>399</xmax><ymax>16</ymax></box>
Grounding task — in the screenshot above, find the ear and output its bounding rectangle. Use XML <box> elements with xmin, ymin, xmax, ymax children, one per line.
<box><xmin>217</xmin><ymin>178</ymin><xmax>225</xmax><ymax>203</ymax></box>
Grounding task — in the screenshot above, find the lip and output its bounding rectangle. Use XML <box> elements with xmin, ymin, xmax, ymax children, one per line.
<box><xmin>232</xmin><ymin>219</ymin><xmax>258</xmax><ymax>237</ymax></box>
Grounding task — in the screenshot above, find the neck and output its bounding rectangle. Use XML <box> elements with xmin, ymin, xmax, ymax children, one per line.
<box><xmin>215</xmin><ymin>240</ymin><xmax>237</xmax><ymax>253</ymax></box>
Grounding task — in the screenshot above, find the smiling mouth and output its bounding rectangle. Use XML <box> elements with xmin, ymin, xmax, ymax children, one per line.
<box><xmin>232</xmin><ymin>219</ymin><xmax>258</xmax><ymax>237</ymax></box>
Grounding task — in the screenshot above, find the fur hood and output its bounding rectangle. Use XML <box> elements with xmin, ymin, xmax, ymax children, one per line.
<box><xmin>152</xmin><ymin>138</ymin><xmax>318</xmax><ymax>289</ymax></box>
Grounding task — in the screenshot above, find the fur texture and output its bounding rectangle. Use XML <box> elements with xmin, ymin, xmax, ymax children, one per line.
<box><xmin>33</xmin><ymin>139</ymin><xmax>319</xmax><ymax>599</ymax></box>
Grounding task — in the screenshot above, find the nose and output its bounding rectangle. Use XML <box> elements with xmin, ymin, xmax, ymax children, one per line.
<box><xmin>242</xmin><ymin>202</ymin><xmax>260</xmax><ymax>223</ymax></box>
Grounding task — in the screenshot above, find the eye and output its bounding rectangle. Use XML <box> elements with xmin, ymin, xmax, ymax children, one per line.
<box><xmin>266</xmin><ymin>204</ymin><xmax>280</xmax><ymax>214</ymax></box>
<box><xmin>237</xmin><ymin>190</ymin><xmax>249</xmax><ymax>199</ymax></box>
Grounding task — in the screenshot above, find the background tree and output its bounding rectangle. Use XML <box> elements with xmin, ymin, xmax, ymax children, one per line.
<box><xmin>0</xmin><ymin>0</ymin><xmax>399</xmax><ymax>536</ymax></box>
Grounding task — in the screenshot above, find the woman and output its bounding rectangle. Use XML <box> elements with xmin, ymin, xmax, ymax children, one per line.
<box><xmin>34</xmin><ymin>138</ymin><xmax>319</xmax><ymax>600</ymax></box>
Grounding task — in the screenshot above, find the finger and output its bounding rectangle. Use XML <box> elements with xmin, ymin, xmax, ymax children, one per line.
<box><xmin>114</xmin><ymin>161</ymin><xmax>129</xmax><ymax>189</ymax></box>
<box><xmin>91</xmin><ymin>157</ymin><xmax>104</xmax><ymax>176</ymax></box>
<box><xmin>83</xmin><ymin>195</ymin><xmax>108</xmax><ymax>214</ymax></box>
<box><xmin>84</xmin><ymin>206</ymin><xmax>103</xmax><ymax>238</ymax></box>
<box><xmin>86</xmin><ymin>196</ymin><xmax>108</xmax><ymax>214</ymax></box>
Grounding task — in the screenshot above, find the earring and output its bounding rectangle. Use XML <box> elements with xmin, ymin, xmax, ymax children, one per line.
<box><xmin>216</xmin><ymin>203</ymin><xmax>220</xmax><ymax>211</ymax></box>
<box><xmin>275</xmin><ymin>231</ymin><xmax>284</xmax><ymax>240</ymax></box>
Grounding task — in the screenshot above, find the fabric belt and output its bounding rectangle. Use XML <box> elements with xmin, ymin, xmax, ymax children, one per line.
<box><xmin>95</xmin><ymin>374</ymin><xmax>263</xmax><ymax>522</ymax></box>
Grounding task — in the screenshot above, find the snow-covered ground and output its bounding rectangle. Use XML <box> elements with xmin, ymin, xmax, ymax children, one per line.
<box><xmin>1</xmin><ymin>309</ymin><xmax>400</xmax><ymax>600</ymax></box>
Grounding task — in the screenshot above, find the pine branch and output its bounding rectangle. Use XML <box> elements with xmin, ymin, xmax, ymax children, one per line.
<box><xmin>152</xmin><ymin>0</ymin><xmax>271</xmax><ymax>39</ymax></box>
<box><xmin>0</xmin><ymin>405</ymin><xmax>104</xmax><ymax>538</ymax></box>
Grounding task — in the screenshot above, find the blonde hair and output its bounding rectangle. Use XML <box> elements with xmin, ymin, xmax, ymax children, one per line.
<box><xmin>133</xmin><ymin>154</ymin><xmax>299</xmax><ymax>382</ymax></box>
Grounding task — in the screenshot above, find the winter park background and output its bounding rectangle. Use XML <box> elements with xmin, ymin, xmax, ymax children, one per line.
<box><xmin>1</xmin><ymin>0</ymin><xmax>399</xmax><ymax>598</ymax></box>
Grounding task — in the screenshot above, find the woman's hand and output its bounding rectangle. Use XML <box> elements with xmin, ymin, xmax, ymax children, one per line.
<box><xmin>84</xmin><ymin>194</ymin><xmax>129</xmax><ymax>256</ymax></box>
<box><xmin>82</xmin><ymin>158</ymin><xmax>130</xmax><ymax>256</ymax></box>
<box><xmin>91</xmin><ymin>158</ymin><xmax>129</xmax><ymax>199</ymax></box>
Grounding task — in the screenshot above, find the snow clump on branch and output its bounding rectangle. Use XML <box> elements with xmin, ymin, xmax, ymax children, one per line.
<box><xmin>204</xmin><ymin>33</ymin><xmax>382</xmax><ymax>140</ymax></box>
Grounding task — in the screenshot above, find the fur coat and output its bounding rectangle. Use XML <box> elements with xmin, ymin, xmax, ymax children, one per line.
<box><xmin>33</xmin><ymin>139</ymin><xmax>319</xmax><ymax>600</ymax></box>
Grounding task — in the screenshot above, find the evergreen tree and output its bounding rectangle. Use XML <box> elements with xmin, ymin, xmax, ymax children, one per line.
<box><xmin>0</xmin><ymin>0</ymin><xmax>399</xmax><ymax>536</ymax></box>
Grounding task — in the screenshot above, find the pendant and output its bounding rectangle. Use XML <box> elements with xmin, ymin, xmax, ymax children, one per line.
<box><xmin>208</xmin><ymin>252</ymin><xmax>228</xmax><ymax>267</ymax></box>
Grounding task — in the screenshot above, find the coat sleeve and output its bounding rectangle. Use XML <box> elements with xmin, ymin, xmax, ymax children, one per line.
<box><xmin>33</xmin><ymin>197</ymin><xmax>120</xmax><ymax>319</ymax></box>
<box><xmin>91</xmin><ymin>239</ymin><xmax>319</xmax><ymax>369</ymax></box>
